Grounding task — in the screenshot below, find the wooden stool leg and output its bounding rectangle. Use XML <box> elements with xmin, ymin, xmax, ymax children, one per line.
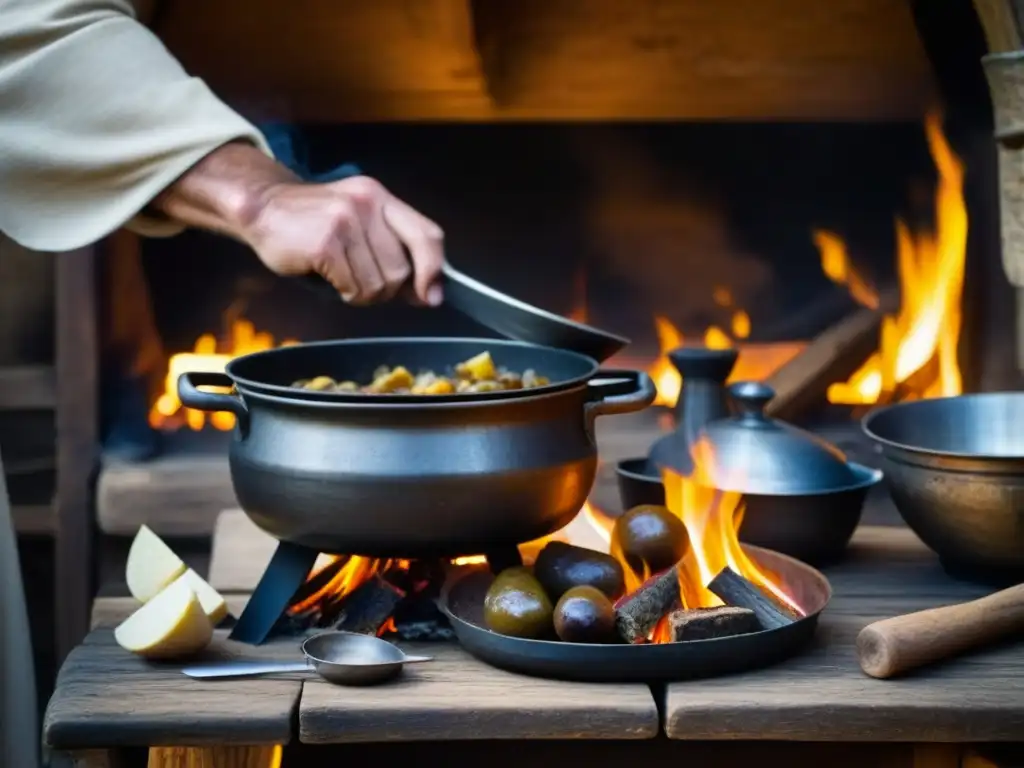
<box><xmin>147</xmin><ymin>745</ymin><xmax>282</xmax><ymax>768</ymax></box>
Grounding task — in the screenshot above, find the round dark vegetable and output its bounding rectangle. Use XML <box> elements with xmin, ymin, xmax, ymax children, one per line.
<box><xmin>613</xmin><ymin>504</ymin><xmax>689</xmax><ymax>574</ymax></box>
<box><xmin>483</xmin><ymin>567</ymin><xmax>554</xmax><ymax>639</ymax></box>
<box><xmin>533</xmin><ymin>541</ymin><xmax>626</xmax><ymax>601</ymax></box>
<box><xmin>553</xmin><ymin>585</ymin><xmax>617</xmax><ymax>643</ymax></box>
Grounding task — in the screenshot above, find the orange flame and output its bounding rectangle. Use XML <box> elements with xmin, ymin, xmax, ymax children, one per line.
<box><xmin>288</xmin><ymin>529</ymin><xmax>568</xmax><ymax>621</ymax></box>
<box><xmin>662</xmin><ymin>437</ymin><xmax>801</xmax><ymax>614</ymax></box>
<box><xmin>149</xmin><ymin>317</ymin><xmax>298</xmax><ymax>431</ymax></box>
<box><xmin>646</xmin><ymin>314</ymin><xmax>805</xmax><ymax>408</ymax></box>
<box><xmin>821</xmin><ymin>113</ymin><xmax>966</xmax><ymax>405</ymax></box>
<box><xmin>589</xmin><ymin>441</ymin><xmax>802</xmax><ymax>643</ymax></box>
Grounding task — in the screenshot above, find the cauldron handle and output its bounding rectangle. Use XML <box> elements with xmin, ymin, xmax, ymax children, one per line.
<box><xmin>583</xmin><ymin>369</ymin><xmax>656</xmax><ymax>435</ymax></box>
<box><xmin>177</xmin><ymin>372</ymin><xmax>250</xmax><ymax>434</ymax></box>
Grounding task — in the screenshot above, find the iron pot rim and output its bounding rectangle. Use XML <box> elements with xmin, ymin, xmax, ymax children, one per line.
<box><xmin>224</xmin><ymin>336</ymin><xmax>603</xmax><ymax>404</ymax></box>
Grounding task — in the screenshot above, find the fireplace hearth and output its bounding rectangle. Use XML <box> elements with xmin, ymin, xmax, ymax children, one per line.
<box><xmin>47</xmin><ymin>0</ymin><xmax>1018</xmax><ymax>665</ymax></box>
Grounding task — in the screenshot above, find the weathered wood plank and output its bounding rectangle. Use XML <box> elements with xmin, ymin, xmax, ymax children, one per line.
<box><xmin>156</xmin><ymin>0</ymin><xmax>936</xmax><ymax>121</ymax></box>
<box><xmin>0</xmin><ymin>365</ymin><xmax>56</xmax><ymax>410</ymax></box>
<box><xmin>208</xmin><ymin>512</ymin><xmax>279</xmax><ymax>592</ymax></box>
<box><xmin>663</xmin><ymin>528</ymin><xmax>1024</xmax><ymax>742</ymax></box>
<box><xmin>12</xmin><ymin>501</ymin><xmax>55</xmax><ymax>535</ymax></box>
<box><xmin>299</xmin><ymin>641</ymin><xmax>658</xmax><ymax>743</ymax></box>
<box><xmin>43</xmin><ymin>630</ymin><xmax>301</xmax><ymax>749</ymax></box>
<box><xmin>97</xmin><ymin>454</ymin><xmax>236</xmax><ymax>537</ymax></box>
<box><xmin>55</xmin><ymin>245</ymin><xmax>100</xmax><ymax>663</ymax></box>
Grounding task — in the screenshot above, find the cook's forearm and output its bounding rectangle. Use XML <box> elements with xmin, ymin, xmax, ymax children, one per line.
<box><xmin>0</xmin><ymin>0</ymin><xmax>272</xmax><ymax>251</ymax></box>
<box><xmin>151</xmin><ymin>142</ymin><xmax>299</xmax><ymax>243</ymax></box>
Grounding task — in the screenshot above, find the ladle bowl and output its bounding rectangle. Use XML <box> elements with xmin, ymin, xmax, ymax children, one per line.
<box><xmin>181</xmin><ymin>631</ymin><xmax>432</xmax><ymax>686</ymax></box>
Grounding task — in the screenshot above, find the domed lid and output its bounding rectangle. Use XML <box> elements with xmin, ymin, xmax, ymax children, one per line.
<box><xmin>699</xmin><ymin>381</ymin><xmax>861</xmax><ymax>495</ymax></box>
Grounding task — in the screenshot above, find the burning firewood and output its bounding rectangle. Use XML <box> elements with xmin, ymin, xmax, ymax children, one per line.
<box><xmin>326</xmin><ymin>574</ymin><xmax>405</xmax><ymax>635</ymax></box>
<box><xmin>763</xmin><ymin>303</ymin><xmax>883</xmax><ymax>422</ymax></box>
<box><xmin>613</xmin><ymin>566</ymin><xmax>681</xmax><ymax>643</ymax></box>
<box><xmin>708</xmin><ymin>567</ymin><xmax>800</xmax><ymax>631</ymax></box>
<box><xmin>667</xmin><ymin>606</ymin><xmax>758</xmax><ymax>642</ymax></box>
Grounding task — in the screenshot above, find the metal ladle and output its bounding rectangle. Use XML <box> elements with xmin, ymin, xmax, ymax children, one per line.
<box><xmin>181</xmin><ymin>631</ymin><xmax>432</xmax><ymax>686</ymax></box>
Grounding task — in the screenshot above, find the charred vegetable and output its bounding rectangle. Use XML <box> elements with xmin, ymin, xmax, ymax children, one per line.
<box><xmin>483</xmin><ymin>567</ymin><xmax>554</xmax><ymax>639</ymax></box>
<box><xmin>533</xmin><ymin>541</ymin><xmax>626</xmax><ymax>601</ymax></box>
<box><xmin>553</xmin><ymin>586</ymin><xmax>617</xmax><ymax>643</ymax></box>
<box><xmin>291</xmin><ymin>350</ymin><xmax>550</xmax><ymax>396</ymax></box>
<box><xmin>613</xmin><ymin>504</ymin><xmax>689</xmax><ymax>574</ymax></box>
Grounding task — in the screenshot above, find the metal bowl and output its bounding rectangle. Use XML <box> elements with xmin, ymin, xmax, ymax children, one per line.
<box><xmin>863</xmin><ymin>392</ymin><xmax>1024</xmax><ymax>584</ymax></box>
<box><xmin>615</xmin><ymin>457</ymin><xmax>881</xmax><ymax>565</ymax></box>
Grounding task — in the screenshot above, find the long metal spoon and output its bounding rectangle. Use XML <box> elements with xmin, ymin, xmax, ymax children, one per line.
<box><xmin>440</xmin><ymin>262</ymin><xmax>629</xmax><ymax>362</ymax></box>
<box><xmin>299</xmin><ymin>261</ymin><xmax>629</xmax><ymax>362</ymax></box>
<box><xmin>182</xmin><ymin>631</ymin><xmax>432</xmax><ymax>686</ymax></box>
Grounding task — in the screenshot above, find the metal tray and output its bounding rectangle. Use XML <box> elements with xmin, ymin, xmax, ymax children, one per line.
<box><xmin>439</xmin><ymin>545</ymin><xmax>831</xmax><ymax>683</ymax></box>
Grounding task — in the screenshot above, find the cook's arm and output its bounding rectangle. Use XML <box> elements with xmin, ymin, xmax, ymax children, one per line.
<box><xmin>0</xmin><ymin>0</ymin><xmax>272</xmax><ymax>252</ymax></box>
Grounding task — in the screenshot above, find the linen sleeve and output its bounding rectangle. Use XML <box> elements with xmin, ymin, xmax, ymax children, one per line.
<box><xmin>0</xmin><ymin>0</ymin><xmax>273</xmax><ymax>251</ymax></box>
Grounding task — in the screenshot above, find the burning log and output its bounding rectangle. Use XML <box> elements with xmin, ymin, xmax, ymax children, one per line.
<box><xmin>708</xmin><ymin>567</ymin><xmax>800</xmax><ymax>631</ymax></box>
<box><xmin>325</xmin><ymin>573</ymin><xmax>404</xmax><ymax>635</ymax></box>
<box><xmin>390</xmin><ymin>560</ymin><xmax>456</xmax><ymax>641</ymax></box>
<box><xmin>763</xmin><ymin>303</ymin><xmax>883</xmax><ymax>422</ymax></box>
<box><xmin>614</xmin><ymin>566</ymin><xmax>681</xmax><ymax>643</ymax></box>
<box><xmin>667</xmin><ymin>606</ymin><xmax>758</xmax><ymax>642</ymax></box>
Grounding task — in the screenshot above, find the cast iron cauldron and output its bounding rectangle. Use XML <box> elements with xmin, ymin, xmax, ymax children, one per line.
<box><xmin>178</xmin><ymin>338</ymin><xmax>655</xmax><ymax>558</ymax></box>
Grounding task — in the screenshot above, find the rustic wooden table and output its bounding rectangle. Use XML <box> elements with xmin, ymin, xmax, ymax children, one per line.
<box><xmin>46</xmin><ymin>511</ymin><xmax>1024</xmax><ymax>768</ymax></box>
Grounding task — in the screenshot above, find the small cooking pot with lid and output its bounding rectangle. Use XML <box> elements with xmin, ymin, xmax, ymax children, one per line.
<box><xmin>617</xmin><ymin>381</ymin><xmax>882</xmax><ymax>564</ymax></box>
<box><xmin>702</xmin><ymin>381</ymin><xmax>882</xmax><ymax>561</ymax></box>
<box><xmin>702</xmin><ymin>381</ymin><xmax>874</xmax><ymax>494</ymax></box>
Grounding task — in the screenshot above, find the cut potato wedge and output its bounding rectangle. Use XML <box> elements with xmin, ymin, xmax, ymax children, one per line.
<box><xmin>114</xmin><ymin>575</ymin><xmax>213</xmax><ymax>659</ymax></box>
<box><xmin>180</xmin><ymin>569</ymin><xmax>229</xmax><ymax>625</ymax></box>
<box><xmin>126</xmin><ymin>525</ymin><xmax>186</xmax><ymax>602</ymax></box>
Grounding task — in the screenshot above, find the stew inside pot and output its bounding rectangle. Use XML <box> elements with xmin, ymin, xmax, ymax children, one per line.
<box><xmin>291</xmin><ymin>350</ymin><xmax>551</xmax><ymax>395</ymax></box>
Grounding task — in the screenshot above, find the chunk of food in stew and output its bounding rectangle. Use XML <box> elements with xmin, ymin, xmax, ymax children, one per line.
<box><xmin>291</xmin><ymin>351</ymin><xmax>551</xmax><ymax>395</ymax></box>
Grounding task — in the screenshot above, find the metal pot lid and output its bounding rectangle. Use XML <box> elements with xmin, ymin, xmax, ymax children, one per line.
<box><xmin>699</xmin><ymin>381</ymin><xmax>860</xmax><ymax>495</ymax></box>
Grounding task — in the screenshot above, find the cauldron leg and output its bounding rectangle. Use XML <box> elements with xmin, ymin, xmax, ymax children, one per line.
<box><xmin>484</xmin><ymin>548</ymin><xmax>523</xmax><ymax>574</ymax></box>
<box><xmin>230</xmin><ymin>542</ymin><xmax>320</xmax><ymax>644</ymax></box>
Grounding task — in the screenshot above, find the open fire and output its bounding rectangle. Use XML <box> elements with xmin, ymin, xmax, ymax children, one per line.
<box><xmin>148</xmin><ymin>310</ymin><xmax>297</xmax><ymax>431</ymax></box>
<box><xmin>275</xmin><ymin>434</ymin><xmax>802</xmax><ymax>646</ymax></box>
<box><xmin>820</xmin><ymin>113</ymin><xmax>966</xmax><ymax>406</ymax></box>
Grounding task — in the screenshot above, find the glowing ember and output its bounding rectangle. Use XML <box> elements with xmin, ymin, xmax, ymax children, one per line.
<box><xmin>149</xmin><ymin>316</ymin><xmax>298</xmax><ymax>431</ymax></box>
<box><xmin>287</xmin><ymin>529</ymin><xmax>568</xmax><ymax>623</ymax></box>
<box><xmin>821</xmin><ymin>113</ymin><xmax>966</xmax><ymax>405</ymax></box>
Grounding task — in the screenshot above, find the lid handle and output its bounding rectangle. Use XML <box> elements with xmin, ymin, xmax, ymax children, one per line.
<box><xmin>728</xmin><ymin>381</ymin><xmax>775</xmax><ymax>419</ymax></box>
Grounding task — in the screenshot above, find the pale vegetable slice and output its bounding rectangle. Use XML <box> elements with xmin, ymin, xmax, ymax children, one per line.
<box><xmin>125</xmin><ymin>524</ymin><xmax>186</xmax><ymax>602</ymax></box>
<box><xmin>180</xmin><ymin>569</ymin><xmax>229</xmax><ymax>625</ymax></box>
<box><xmin>114</xmin><ymin>575</ymin><xmax>213</xmax><ymax>659</ymax></box>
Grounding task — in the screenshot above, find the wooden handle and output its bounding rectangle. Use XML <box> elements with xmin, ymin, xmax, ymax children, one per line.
<box><xmin>856</xmin><ymin>583</ymin><xmax>1024</xmax><ymax>679</ymax></box>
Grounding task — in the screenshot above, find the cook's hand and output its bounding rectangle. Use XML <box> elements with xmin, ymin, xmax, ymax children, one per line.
<box><xmin>152</xmin><ymin>144</ymin><xmax>445</xmax><ymax>306</ymax></box>
<box><xmin>244</xmin><ymin>176</ymin><xmax>445</xmax><ymax>306</ymax></box>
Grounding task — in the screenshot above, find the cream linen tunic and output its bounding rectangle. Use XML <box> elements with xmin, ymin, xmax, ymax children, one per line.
<box><xmin>0</xmin><ymin>2</ymin><xmax>273</xmax><ymax>765</ymax></box>
<box><xmin>0</xmin><ymin>0</ymin><xmax>273</xmax><ymax>251</ymax></box>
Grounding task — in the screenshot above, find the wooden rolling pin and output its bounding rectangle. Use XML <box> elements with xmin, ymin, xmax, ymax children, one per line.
<box><xmin>856</xmin><ymin>583</ymin><xmax>1024</xmax><ymax>679</ymax></box>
